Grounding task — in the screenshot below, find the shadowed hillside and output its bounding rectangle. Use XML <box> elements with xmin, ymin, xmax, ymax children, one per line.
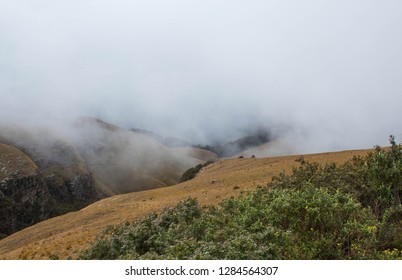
<box><xmin>0</xmin><ymin>125</ymin><xmax>101</xmax><ymax>239</ymax></box>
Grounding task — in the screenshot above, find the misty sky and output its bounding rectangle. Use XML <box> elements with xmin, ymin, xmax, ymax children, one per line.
<box><xmin>1</xmin><ymin>0</ymin><xmax>402</xmax><ymax>153</ymax></box>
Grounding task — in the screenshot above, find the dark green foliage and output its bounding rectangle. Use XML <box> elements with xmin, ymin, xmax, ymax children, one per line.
<box><xmin>81</xmin><ymin>136</ymin><xmax>402</xmax><ymax>260</ymax></box>
<box><xmin>179</xmin><ymin>161</ymin><xmax>214</xmax><ymax>182</ymax></box>
<box><xmin>49</xmin><ymin>254</ymin><xmax>60</xmax><ymax>260</ymax></box>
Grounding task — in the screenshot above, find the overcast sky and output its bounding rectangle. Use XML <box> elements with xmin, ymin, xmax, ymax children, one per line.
<box><xmin>1</xmin><ymin>0</ymin><xmax>401</xmax><ymax>152</ymax></box>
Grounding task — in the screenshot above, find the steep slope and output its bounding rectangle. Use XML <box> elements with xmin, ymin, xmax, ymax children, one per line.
<box><xmin>0</xmin><ymin>132</ymin><xmax>101</xmax><ymax>239</ymax></box>
<box><xmin>0</xmin><ymin>143</ymin><xmax>48</xmax><ymax>238</ymax></box>
<box><xmin>68</xmin><ymin>117</ymin><xmax>209</xmax><ymax>194</ymax></box>
<box><xmin>0</xmin><ymin>143</ymin><xmax>38</xmax><ymax>179</ymax></box>
<box><xmin>0</xmin><ymin>148</ymin><xmax>372</xmax><ymax>259</ymax></box>
<box><xmin>0</xmin><ymin>118</ymin><xmax>215</xmax><ymax>238</ymax></box>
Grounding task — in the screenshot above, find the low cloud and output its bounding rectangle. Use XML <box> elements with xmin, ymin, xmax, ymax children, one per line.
<box><xmin>1</xmin><ymin>0</ymin><xmax>402</xmax><ymax>153</ymax></box>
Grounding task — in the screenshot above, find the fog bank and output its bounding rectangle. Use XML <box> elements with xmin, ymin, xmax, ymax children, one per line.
<box><xmin>1</xmin><ymin>0</ymin><xmax>402</xmax><ymax>153</ymax></box>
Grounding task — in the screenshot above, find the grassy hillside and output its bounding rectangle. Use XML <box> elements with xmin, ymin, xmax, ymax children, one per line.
<box><xmin>0</xmin><ymin>147</ymin><xmax>373</xmax><ymax>259</ymax></box>
<box><xmin>81</xmin><ymin>137</ymin><xmax>402</xmax><ymax>260</ymax></box>
<box><xmin>0</xmin><ymin>143</ymin><xmax>38</xmax><ymax>181</ymax></box>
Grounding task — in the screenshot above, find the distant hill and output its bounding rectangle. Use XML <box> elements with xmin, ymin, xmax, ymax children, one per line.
<box><xmin>69</xmin><ymin>117</ymin><xmax>209</xmax><ymax>194</ymax></box>
<box><xmin>194</xmin><ymin>129</ymin><xmax>274</xmax><ymax>157</ymax></box>
<box><xmin>0</xmin><ymin>118</ymin><xmax>216</xmax><ymax>239</ymax></box>
<box><xmin>130</xmin><ymin>128</ymin><xmax>193</xmax><ymax>148</ymax></box>
<box><xmin>131</xmin><ymin>126</ymin><xmax>276</xmax><ymax>158</ymax></box>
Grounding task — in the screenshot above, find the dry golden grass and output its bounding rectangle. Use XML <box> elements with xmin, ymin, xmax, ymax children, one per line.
<box><xmin>0</xmin><ymin>148</ymin><xmax>372</xmax><ymax>259</ymax></box>
<box><xmin>0</xmin><ymin>143</ymin><xmax>38</xmax><ymax>180</ymax></box>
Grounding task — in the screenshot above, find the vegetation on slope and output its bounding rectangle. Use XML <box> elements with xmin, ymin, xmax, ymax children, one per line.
<box><xmin>78</xmin><ymin>137</ymin><xmax>400</xmax><ymax>259</ymax></box>
<box><xmin>179</xmin><ymin>161</ymin><xmax>214</xmax><ymax>183</ymax></box>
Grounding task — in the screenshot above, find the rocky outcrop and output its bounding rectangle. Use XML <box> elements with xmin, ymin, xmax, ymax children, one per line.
<box><xmin>45</xmin><ymin>168</ymin><xmax>99</xmax><ymax>207</ymax></box>
<box><xmin>0</xmin><ymin>142</ymin><xmax>101</xmax><ymax>239</ymax></box>
<box><xmin>0</xmin><ymin>174</ymin><xmax>53</xmax><ymax>236</ymax></box>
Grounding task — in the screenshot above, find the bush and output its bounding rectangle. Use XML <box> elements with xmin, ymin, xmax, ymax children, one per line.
<box><xmin>179</xmin><ymin>161</ymin><xmax>214</xmax><ymax>182</ymax></box>
<box><xmin>80</xmin><ymin>136</ymin><xmax>402</xmax><ymax>260</ymax></box>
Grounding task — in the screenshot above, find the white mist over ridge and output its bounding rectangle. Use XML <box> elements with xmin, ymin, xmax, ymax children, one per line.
<box><xmin>1</xmin><ymin>0</ymin><xmax>402</xmax><ymax>154</ymax></box>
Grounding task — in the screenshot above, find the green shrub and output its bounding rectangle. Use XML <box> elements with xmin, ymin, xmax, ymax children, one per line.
<box><xmin>179</xmin><ymin>161</ymin><xmax>214</xmax><ymax>182</ymax></box>
<box><xmin>80</xmin><ymin>136</ymin><xmax>402</xmax><ymax>260</ymax></box>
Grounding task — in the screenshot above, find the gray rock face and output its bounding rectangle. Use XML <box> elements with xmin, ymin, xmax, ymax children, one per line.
<box><xmin>0</xmin><ymin>174</ymin><xmax>52</xmax><ymax>236</ymax></box>
<box><xmin>0</xmin><ymin>139</ymin><xmax>101</xmax><ymax>239</ymax></box>
<box><xmin>0</xmin><ymin>168</ymin><xmax>100</xmax><ymax>238</ymax></box>
<box><xmin>45</xmin><ymin>170</ymin><xmax>99</xmax><ymax>204</ymax></box>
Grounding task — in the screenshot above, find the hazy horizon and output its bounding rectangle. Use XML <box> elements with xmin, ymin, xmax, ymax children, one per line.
<box><xmin>1</xmin><ymin>1</ymin><xmax>402</xmax><ymax>153</ymax></box>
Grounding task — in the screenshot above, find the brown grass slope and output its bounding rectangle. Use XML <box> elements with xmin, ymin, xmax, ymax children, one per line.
<box><xmin>67</xmin><ymin>117</ymin><xmax>210</xmax><ymax>194</ymax></box>
<box><xmin>0</xmin><ymin>148</ymin><xmax>372</xmax><ymax>259</ymax></box>
<box><xmin>0</xmin><ymin>143</ymin><xmax>38</xmax><ymax>181</ymax></box>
